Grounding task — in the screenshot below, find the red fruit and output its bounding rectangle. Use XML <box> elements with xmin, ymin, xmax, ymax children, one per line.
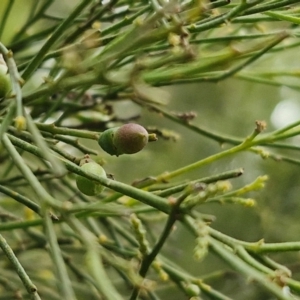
<box><xmin>113</xmin><ymin>123</ymin><xmax>148</xmax><ymax>155</ymax></box>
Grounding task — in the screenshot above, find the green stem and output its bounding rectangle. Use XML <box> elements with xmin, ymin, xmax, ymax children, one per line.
<box><xmin>63</xmin><ymin>0</ymin><xmax>119</xmax><ymax>45</ymax></box>
<box><xmin>35</xmin><ymin>122</ymin><xmax>100</xmax><ymax>139</ymax></box>
<box><xmin>159</xmin><ymin>256</ymin><xmax>232</xmax><ymax>300</ymax></box>
<box><xmin>12</xmin><ymin>0</ymin><xmax>54</xmax><ymax>43</ymax></box>
<box><xmin>248</xmin><ymin>241</ymin><xmax>300</xmax><ymax>254</ymax></box>
<box><xmin>66</xmin><ymin>160</ymin><xmax>172</xmax><ymax>213</ymax></box>
<box><xmin>68</xmin><ymin>217</ymin><xmax>123</xmax><ymax>300</ymax></box>
<box><xmin>0</xmin><ymin>43</ymin><xmax>23</xmax><ymax>118</ymax></box>
<box><xmin>23</xmin><ymin>71</ymin><xmax>99</xmax><ymax>104</ymax></box>
<box><xmin>62</xmin><ymin>252</ymin><xmax>100</xmax><ymax>294</ymax></box>
<box><xmin>0</xmin><ymin>234</ymin><xmax>41</xmax><ymax>300</ymax></box>
<box><xmin>44</xmin><ymin>212</ymin><xmax>77</xmax><ymax>300</ymax></box>
<box><xmin>235</xmin><ymin>246</ymin><xmax>273</xmax><ymax>275</ymax></box>
<box><xmin>132</xmin><ymin>31</ymin><xmax>285</xmax><ymax>54</ymax></box>
<box><xmin>156</xmin><ymin>137</ymin><xmax>253</xmax><ymax>182</ymax></box>
<box><xmin>209</xmin><ymin>239</ymin><xmax>292</xmax><ymax>300</ymax></box>
<box><xmin>0</xmin><ymin>219</ymin><xmax>43</xmax><ymax>231</ymax></box>
<box><xmin>211</xmin><ymin>32</ymin><xmax>288</xmax><ymax>81</ymax></box>
<box><xmin>130</xmin><ymin>191</ymin><xmax>189</xmax><ymax>299</ymax></box>
<box><xmin>252</xmin><ymin>255</ymin><xmax>291</xmax><ymax>277</ymax></box>
<box><xmin>25</xmin><ymin>112</ymin><xmax>66</xmax><ymax>176</ymax></box>
<box><xmin>9</xmin><ymin>25</ymin><xmax>57</xmax><ymax>54</ymax></box>
<box><xmin>209</xmin><ymin>227</ymin><xmax>300</xmax><ymax>254</ymax></box>
<box><xmin>2</xmin><ymin>134</ymin><xmax>65</xmax><ymax>209</ymax></box>
<box><xmin>101</xmin><ymin>6</ymin><xmax>149</xmax><ymax>36</ymax></box>
<box><xmin>156</xmin><ymin>168</ymin><xmax>244</xmax><ymax>197</ymax></box>
<box><xmin>264</xmin><ymin>11</ymin><xmax>300</xmax><ymax>24</ymax></box>
<box><xmin>22</xmin><ymin>0</ymin><xmax>91</xmax><ymax>81</ymax></box>
<box><xmin>0</xmin><ymin>184</ymin><xmax>41</xmax><ymax>216</ymax></box>
<box><xmin>53</xmin><ymin>135</ymin><xmax>98</xmax><ymax>155</ymax></box>
<box><xmin>190</xmin><ymin>0</ymin><xmax>261</xmax><ymax>32</ymax></box>
<box><xmin>244</xmin><ymin>0</ymin><xmax>300</xmax><ymax>15</ymax></box>
<box><xmin>0</xmin><ymin>102</ymin><xmax>16</xmax><ymax>141</ymax></box>
<box><xmin>0</xmin><ymin>0</ymin><xmax>15</xmax><ymax>40</ymax></box>
<box><xmin>236</xmin><ymin>73</ymin><xmax>300</xmax><ymax>91</ymax></box>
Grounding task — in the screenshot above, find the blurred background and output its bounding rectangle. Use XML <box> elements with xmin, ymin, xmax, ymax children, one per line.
<box><xmin>1</xmin><ymin>1</ymin><xmax>300</xmax><ymax>299</ymax></box>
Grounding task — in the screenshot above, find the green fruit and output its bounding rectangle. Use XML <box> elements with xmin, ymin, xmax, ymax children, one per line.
<box><xmin>76</xmin><ymin>162</ymin><xmax>106</xmax><ymax>196</ymax></box>
<box><xmin>0</xmin><ymin>66</ymin><xmax>10</xmax><ymax>98</ymax></box>
<box><xmin>184</xmin><ymin>283</ymin><xmax>201</xmax><ymax>297</ymax></box>
<box><xmin>98</xmin><ymin>127</ymin><xmax>119</xmax><ymax>156</ymax></box>
<box><xmin>98</xmin><ymin>123</ymin><xmax>149</xmax><ymax>156</ymax></box>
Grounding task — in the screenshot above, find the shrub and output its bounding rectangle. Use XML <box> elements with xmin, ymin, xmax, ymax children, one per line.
<box><xmin>0</xmin><ymin>1</ymin><xmax>299</xmax><ymax>299</ymax></box>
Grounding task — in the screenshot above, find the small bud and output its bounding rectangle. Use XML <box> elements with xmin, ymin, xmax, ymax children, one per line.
<box><xmin>130</xmin><ymin>213</ymin><xmax>150</xmax><ymax>256</ymax></box>
<box><xmin>257</xmin><ymin>148</ymin><xmax>269</xmax><ymax>159</ymax></box>
<box><xmin>152</xmin><ymin>261</ymin><xmax>169</xmax><ymax>281</ymax></box>
<box><xmin>15</xmin><ymin>116</ymin><xmax>27</xmax><ymax>131</ymax></box>
<box><xmin>216</xmin><ymin>181</ymin><xmax>232</xmax><ymax>192</ymax></box>
<box><xmin>92</xmin><ymin>21</ymin><xmax>101</xmax><ymax>30</ymax></box>
<box><xmin>255</xmin><ymin>120</ymin><xmax>267</xmax><ymax>133</ymax></box>
<box><xmin>249</xmin><ymin>175</ymin><xmax>269</xmax><ymax>191</ymax></box>
<box><xmin>168</xmin><ymin>33</ymin><xmax>181</xmax><ymax>46</ymax></box>
<box><xmin>244</xmin><ymin>198</ymin><xmax>256</xmax><ymax>207</ymax></box>
<box><xmin>24</xmin><ymin>207</ymin><xmax>34</xmax><ymax>220</ymax></box>
<box><xmin>98</xmin><ymin>234</ymin><xmax>108</xmax><ymax>244</ymax></box>
<box><xmin>193</xmin><ymin>220</ymin><xmax>209</xmax><ymax>261</ymax></box>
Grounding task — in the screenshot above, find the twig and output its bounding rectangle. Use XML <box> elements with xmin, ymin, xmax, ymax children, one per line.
<box><xmin>0</xmin><ymin>234</ymin><xmax>41</xmax><ymax>300</ymax></box>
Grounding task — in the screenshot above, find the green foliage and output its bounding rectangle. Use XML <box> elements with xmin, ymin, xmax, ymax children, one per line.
<box><xmin>0</xmin><ymin>1</ymin><xmax>300</xmax><ymax>300</ymax></box>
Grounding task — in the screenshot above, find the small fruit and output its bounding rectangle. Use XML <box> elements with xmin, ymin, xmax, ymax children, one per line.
<box><xmin>98</xmin><ymin>123</ymin><xmax>149</xmax><ymax>156</ymax></box>
<box><xmin>76</xmin><ymin>162</ymin><xmax>106</xmax><ymax>196</ymax></box>
<box><xmin>0</xmin><ymin>64</ymin><xmax>10</xmax><ymax>98</ymax></box>
<box><xmin>113</xmin><ymin>123</ymin><xmax>148</xmax><ymax>155</ymax></box>
<box><xmin>184</xmin><ymin>283</ymin><xmax>201</xmax><ymax>297</ymax></box>
<box><xmin>98</xmin><ymin>127</ymin><xmax>119</xmax><ymax>156</ymax></box>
